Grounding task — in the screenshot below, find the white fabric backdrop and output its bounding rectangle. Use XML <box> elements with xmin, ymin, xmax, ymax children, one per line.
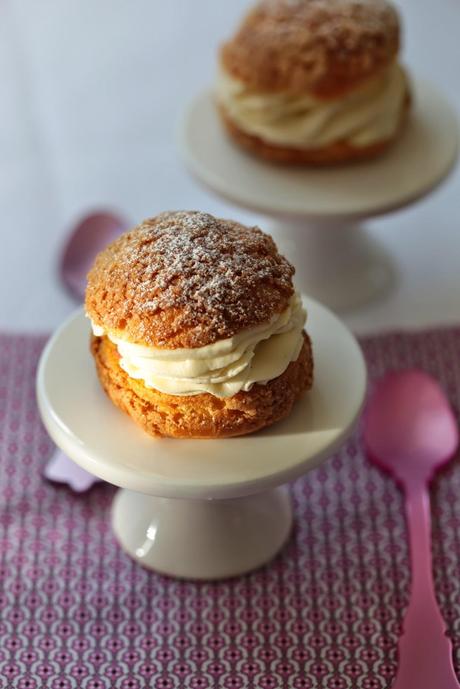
<box><xmin>0</xmin><ymin>0</ymin><xmax>458</xmax><ymax>335</ymax></box>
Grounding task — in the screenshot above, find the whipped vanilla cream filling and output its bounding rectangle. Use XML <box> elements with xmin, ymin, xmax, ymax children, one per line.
<box><xmin>90</xmin><ymin>293</ymin><xmax>306</xmax><ymax>398</ymax></box>
<box><xmin>216</xmin><ymin>62</ymin><xmax>408</xmax><ymax>149</ymax></box>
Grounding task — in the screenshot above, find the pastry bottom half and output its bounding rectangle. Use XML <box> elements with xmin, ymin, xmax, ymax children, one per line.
<box><xmin>219</xmin><ymin>96</ymin><xmax>410</xmax><ymax>166</ymax></box>
<box><xmin>91</xmin><ymin>333</ymin><xmax>314</xmax><ymax>439</ymax></box>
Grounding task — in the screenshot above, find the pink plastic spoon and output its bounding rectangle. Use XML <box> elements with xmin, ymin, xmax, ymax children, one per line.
<box><xmin>60</xmin><ymin>211</ymin><xmax>128</xmax><ymax>301</ymax></box>
<box><xmin>48</xmin><ymin>211</ymin><xmax>129</xmax><ymax>489</ymax></box>
<box><xmin>364</xmin><ymin>369</ymin><xmax>459</xmax><ymax>689</ymax></box>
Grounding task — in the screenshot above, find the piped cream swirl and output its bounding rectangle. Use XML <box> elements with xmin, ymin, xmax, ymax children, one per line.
<box><xmin>90</xmin><ymin>293</ymin><xmax>306</xmax><ymax>398</ymax></box>
<box><xmin>216</xmin><ymin>62</ymin><xmax>408</xmax><ymax>149</ymax></box>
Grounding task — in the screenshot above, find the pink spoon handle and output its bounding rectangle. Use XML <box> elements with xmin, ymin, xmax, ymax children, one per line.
<box><xmin>393</xmin><ymin>480</ymin><xmax>459</xmax><ymax>689</ymax></box>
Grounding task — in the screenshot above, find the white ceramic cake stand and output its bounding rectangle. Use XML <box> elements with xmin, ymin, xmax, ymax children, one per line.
<box><xmin>37</xmin><ymin>298</ymin><xmax>366</xmax><ymax>580</ymax></box>
<box><xmin>179</xmin><ymin>80</ymin><xmax>458</xmax><ymax>311</ymax></box>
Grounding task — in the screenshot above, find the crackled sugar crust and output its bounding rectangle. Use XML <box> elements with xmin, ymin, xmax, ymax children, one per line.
<box><xmin>86</xmin><ymin>211</ymin><xmax>295</xmax><ymax>350</ymax></box>
<box><xmin>221</xmin><ymin>0</ymin><xmax>401</xmax><ymax>98</ymax></box>
<box><xmin>91</xmin><ymin>333</ymin><xmax>314</xmax><ymax>439</ymax></box>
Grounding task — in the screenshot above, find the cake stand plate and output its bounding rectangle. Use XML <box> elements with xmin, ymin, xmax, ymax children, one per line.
<box><xmin>180</xmin><ymin>80</ymin><xmax>458</xmax><ymax>310</ymax></box>
<box><xmin>37</xmin><ymin>298</ymin><xmax>366</xmax><ymax>580</ymax></box>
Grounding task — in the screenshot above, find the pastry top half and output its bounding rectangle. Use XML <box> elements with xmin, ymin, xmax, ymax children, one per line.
<box><xmin>86</xmin><ymin>211</ymin><xmax>295</xmax><ymax>350</ymax></box>
<box><xmin>220</xmin><ymin>0</ymin><xmax>401</xmax><ymax>98</ymax></box>
<box><xmin>86</xmin><ymin>211</ymin><xmax>308</xmax><ymax>401</ymax></box>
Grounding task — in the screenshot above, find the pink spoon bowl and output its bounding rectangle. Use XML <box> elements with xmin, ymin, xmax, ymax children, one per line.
<box><xmin>60</xmin><ymin>211</ymin><xmax>129</xmax><ymax>301</ymax></box>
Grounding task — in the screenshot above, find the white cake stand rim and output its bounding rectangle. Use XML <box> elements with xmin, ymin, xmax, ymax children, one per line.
<box><xmin>38</xmin><ymin>397</ymin><xmax>360</xmax><ymax>499</ymax></box>
<box><xmin>179</xmin><ymin>78</ymin><xmax>459</xmax><ymax>222</ymax></box>
<box><xmin>37</xmin><ymin>299</ymin><xmax>366</xmax><ymax>500</ymax></box>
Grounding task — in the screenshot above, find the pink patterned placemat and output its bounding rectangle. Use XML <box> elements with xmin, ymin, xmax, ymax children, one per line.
<box><xmin>1</xmin><ymin>328</ymin><xmax>460</xmax><ymax>688</ymax></box>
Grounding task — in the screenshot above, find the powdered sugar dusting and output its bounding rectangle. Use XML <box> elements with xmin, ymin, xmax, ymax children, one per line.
<box><xmin>86</xmin><ymin>211</ymin><xmax>295</xmax><ymax>349</ymax></box>
<box><xmin>263</xmin><ymin>0</ymin><xmax>398</xmax><ymax>49</ymax></box>
<box><xmin>221</xmin><ymin>0</ymin><xmax>400</xmax><ymax>96</ymax></box>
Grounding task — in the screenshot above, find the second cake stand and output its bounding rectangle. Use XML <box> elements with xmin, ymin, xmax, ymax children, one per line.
<box><xmin>180</xmin><ymin>80</ymin><xmax>458</xmax><ymax>311</ymax></box>
<box><xmin>37</xmin><ymin>298</ymin><xmax>366</xmax><ymax>580</ymax></box>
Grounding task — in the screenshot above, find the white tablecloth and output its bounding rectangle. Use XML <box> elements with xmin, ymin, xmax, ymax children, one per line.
<box><xmin>0</xmin><ymin>0</ymin><xmax>459</xmax><ymax>335</ymax></box>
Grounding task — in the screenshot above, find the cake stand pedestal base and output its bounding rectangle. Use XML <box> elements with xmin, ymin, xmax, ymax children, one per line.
<box><xmin>270</xmin><ymin>220</ymin><xmax>396</xmax><ymax>312</ymax></box>
<box><xmin>112</xmin><ymin>486</ymin><xmax>292</xmax><ymax>580</ymax></box>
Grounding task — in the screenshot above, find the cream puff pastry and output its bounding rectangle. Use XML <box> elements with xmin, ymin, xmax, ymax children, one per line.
<box><xmin>85</xmin><ymin>211</ymin><xmax>314</xmax><ymax>438</ymax></box>
<box><xmin>217</xmin><ymin>0</ymin><xmax>410</xmax><ymax>165</ymax></box>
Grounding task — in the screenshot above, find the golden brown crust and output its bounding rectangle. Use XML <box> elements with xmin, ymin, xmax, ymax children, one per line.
<box><xmin>221</xmin><ymin>0</ymin><xmax>400</xmax><ymax>98</ymax></box>
<box><xmin>91</xmin><ymin>333</ymin><xmax>314</xmax><ymax>439</ymax></box>
<box><xmin>219</xmin><ymin>93</ymin><xmax>410</xmax><ymax>165</ymax></box>
<box><xmin>85</xmin><ymin>211</ymin><xmax>295</xmax><ymax>349</ymax></box>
